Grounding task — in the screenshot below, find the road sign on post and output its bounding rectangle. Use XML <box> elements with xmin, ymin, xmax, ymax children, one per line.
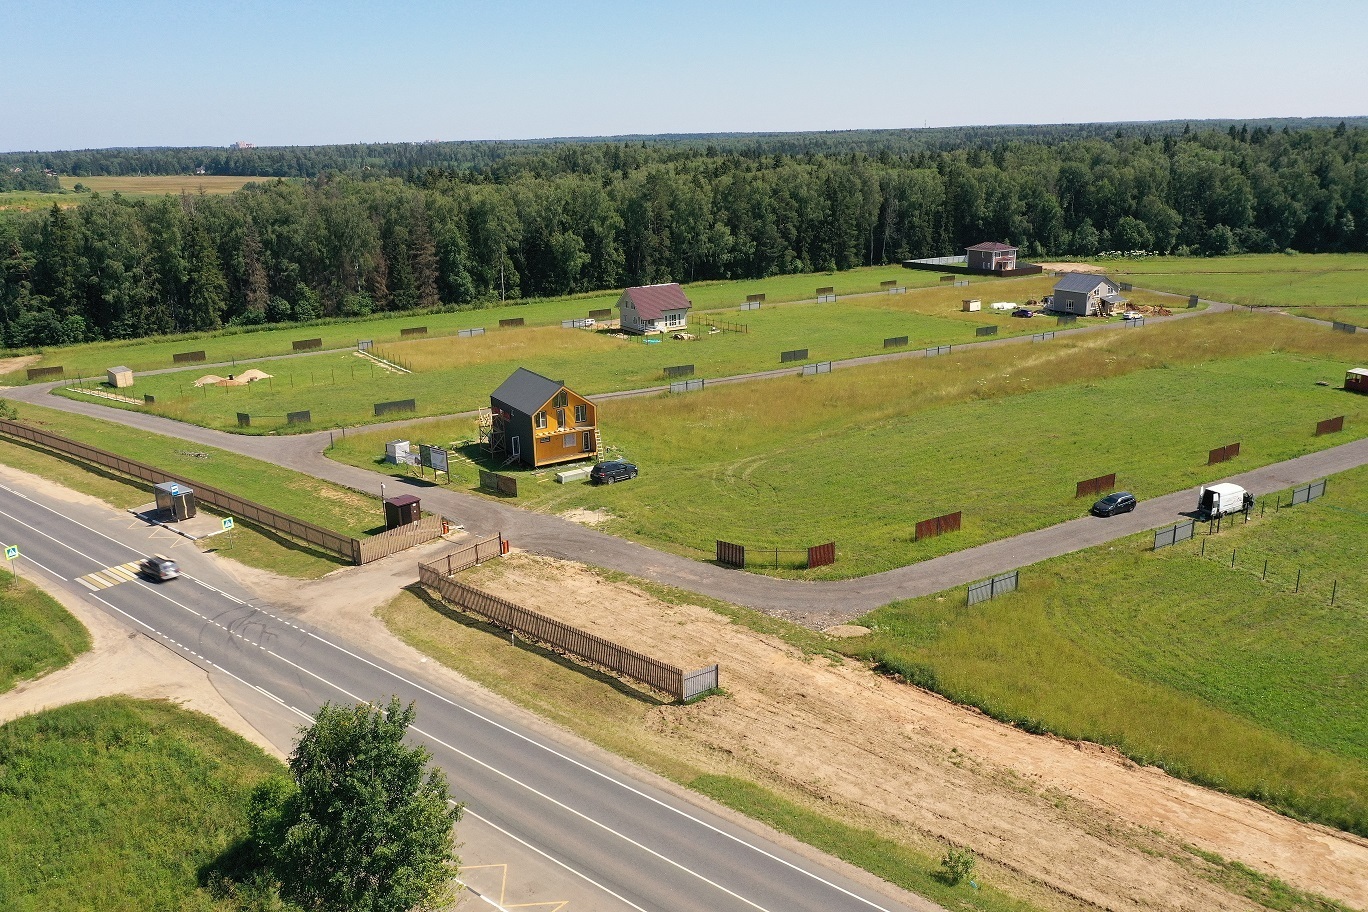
<box><xmin>4</xmin><ymin>545</ymin><xmax>17</xmax><ymax>561</ymax></box>
<box><xmin>221</xmin><ymin>517</ymin><xmax>234</xmax><ymax>531</ymax></box>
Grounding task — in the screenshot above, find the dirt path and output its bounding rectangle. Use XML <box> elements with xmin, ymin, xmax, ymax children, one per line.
<box><xmin>457</xmin><ymin>554</ymin><xmax>1368</xmax><ymax>912</ymax></box>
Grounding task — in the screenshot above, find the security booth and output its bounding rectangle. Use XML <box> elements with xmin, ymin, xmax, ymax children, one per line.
<box><xmin>153</xmin><ymin>481</ymin><xmax>197</xmax><ymax>521</ymax></box>
<box><xmin>383</xmin><ymin>495</ymin><xmax>422</xmax><ymax>530</ymax></box>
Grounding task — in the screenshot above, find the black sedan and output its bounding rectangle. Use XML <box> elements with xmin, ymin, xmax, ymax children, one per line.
<box><xmin>1090</xmin><ymin>491</ymin><xmax>1137</xmax><ymax>517</ymax></box>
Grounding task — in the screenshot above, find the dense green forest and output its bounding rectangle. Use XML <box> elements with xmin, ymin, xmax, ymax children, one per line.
<box><xmin>1</xmin><ymin>122</ymin><xmax>1365</xmax><ymax>348</ymax></box>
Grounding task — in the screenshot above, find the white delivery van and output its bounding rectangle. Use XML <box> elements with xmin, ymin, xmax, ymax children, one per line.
<box><xmin>1197</xmin><ymin>483</ymin><xmax>1252</xmax><ymax>518</ymax></box>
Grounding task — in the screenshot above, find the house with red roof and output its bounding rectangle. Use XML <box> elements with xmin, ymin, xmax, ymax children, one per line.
<box><xmin>965</xmin><ymin>241</ymin><xmax>1017</xmax><ymax>271</ymax></box>
<box><xmin>616</xmin><ymin>283</ymin><xmax>692</xmax><ymax>335</ymax></box>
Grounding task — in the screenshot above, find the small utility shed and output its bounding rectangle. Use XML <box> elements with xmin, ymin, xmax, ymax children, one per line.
<box><xmin>489</xmin><ymin>367</ymin><xmax>598</xmax><ymax>468</ymax></box>
<box><xmin>1347</xmin><ymin>368</ymin><xmax>1368</xmax><ymax>394</ymax></box>
<box><xmin>966</xmin><ymin>242</ymin><xmax>1017</xmax><ymax>271</ymax></box>
<box><xmin>617</xmin><ymin>283</ymin><xmax>692</xmax><ymax>335</ymax></box>
<box><xmin>107</xmin><ymin>366</ymin><xmax>133</xmax><ymax>388</ymax></box>
<box><xmin>1047</xmin><ymin>273</ymin><xmax>1125</xmax><ymax>316</ymax></box>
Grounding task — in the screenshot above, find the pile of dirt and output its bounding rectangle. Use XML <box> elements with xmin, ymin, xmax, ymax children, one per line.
<box><xmin>464</xmin><ymin>554</ymin><xmax>1368</xmax><ymax>912</ymax></box>
<box><xmin>193</xmin><ymin>369</ymin><xmax>272</xmax><ymax>387</ymax></box>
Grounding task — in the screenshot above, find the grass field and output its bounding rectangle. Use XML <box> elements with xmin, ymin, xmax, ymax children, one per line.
<box><xmin>0</xmin><ymin>697</ymin><xmax>282</xmax><ymax>911</ymax></box>
<box><xmin>3</xmin><ymin>264</ymin><xmax>1014</xmax><ymax>384</ymax></box>
<box><xmin>1</xmin><ymin>402</ymin><xmax>375</xmax><ymax>578</ymax></box>
<box><xmin>1095</xmin><ymin>253</ymin><xmax>1368</xmax><ymax>308</ymax></box>
<box><xmin>333</xmin><ymin>312</ymin><xmax>1368</xmax><ymax>578</ymax></box>
<box><xmin>83</xmin><ymin>276</ymin><xmax>1165</xmax><ymax>434</ymax></box>
<box><xmin>1289</xmin><ymin>305</ymin><xmax>1368</xmax><ymax>328</ymax></box>
<box><xmin>0</xmin><ymin>576</ymin><xmax>90</xmax><ymax>693</ymax></box>
<box><xmin>59</xmin><ymin>174</ymin><xmax>279</xmax><ymax>196</ymax></box>
<box><xmin>841</xmin><ymin>463</ymin><xmax>1368</xmax><ymax>836</ymax></box>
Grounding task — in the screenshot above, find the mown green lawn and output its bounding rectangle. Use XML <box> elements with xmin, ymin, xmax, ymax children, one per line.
<box><xmin>333</xmin><ymin>312</ymin><xmax>1368</xmax><ymax>579</ymax></box>
<box><xmin>1287</xmin><ymin>305</ymin><xmax>1368</xmax><ymax>328</ymax></box>
<box><xmin>0</xmin><ymin>698</ymin><xmax>282</xmax><ymax>911</ymax></box>
<box><xmin>0</xmin><ymin>577</ymin><xmax>90</xmax><ymax>693</ymax></box>
<box><xmin>4</xmin><ymin>264</ymin><xmax>955</xmax><ymax>383</ymax></box>
<box><xmin>86</xmin><ymin>275</ymin><xmax>1086</xmax><ymax>433</ymax></box>
<box><xmin>842</xmin><ymin>464</ymin><xmax>1368</xmax><ymax>837</ymax></box>
<box><xmin>1095</xmin><ymin>253</ymin><xmax>1368</xmax><ymax>308</ymax></box>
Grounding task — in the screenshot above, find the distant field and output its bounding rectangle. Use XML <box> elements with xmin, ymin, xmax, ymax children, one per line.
<box><xmin>1095</xmin><ymin>253</ymin><xmax>1368</xmax><ymax>308</ymax></box>
<box><xmin>2</xmin><ymin>264</ymin><xmax>967</xmax><ymax>383</ymax></box>
<box><xmin>0</xmin><ymin>576</ymin><xmax>90</xmax><ymax>693</ymax></box>
<box><xmin>1289</xmin><ymin>305</ymin><xmax>1368</xmax><ymax>328</ymax></box>
<box><xmin>332</xmin><ymin>312</ymin><xmax>1368</xmax><ymax>579</ymax></box>
<box><xmin>0</xmin><ymin>697</ymin><xmax>282</xmax><ymax>910</ymax></box>
<box><xmin>75</xmin><ymin>275</ymin><xmax>1156</xmax><ymax>433</ymax></box>
<box><xmin>843</xmin><ymin>463</ymin><xmax>1368</xmax><ymax>836</ymax></box>
<box><xmin>61</xmin><ymin>174</ymin><xmax>278</xmax><ymax>196</ymax></box>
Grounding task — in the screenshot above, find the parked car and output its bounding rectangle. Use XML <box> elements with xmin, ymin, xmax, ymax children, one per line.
<box><xmin>590</xmin><ymin>460</ymin><xmax>638</xmax><ymax>485</ymax></box>
<box><xmin>1011</xmin><ymin>308</ymin><xmax>1035</xmax><ymax>318</ymax></box>
<box><xmin>1121</xmin><ymin>310</ymin><xmax>1144</xmax><ymax>320</ymax></box>
<box><xmin>138</xmin><ymin>554</ymin><xmax>180</xmax><ymax>581</ymax></box>
<box><xmin>1090</xmin><ymin>491</ymin><xmax>1137</xmax><ymax>517</ymax></box>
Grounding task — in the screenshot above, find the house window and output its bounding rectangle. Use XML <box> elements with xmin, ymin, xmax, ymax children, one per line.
<box><xmin>553</xmin><ymin>390</ymin><xmax>569</xmax><ymax>408</ymax></box>
<box><xmin>574</xmin><ymin>404</ymin><xmax>587</xmax><ymax>424</ymax></box>
<box><xmin>556</xmin><ymin>407</ymin><xmax>566</xmax><ymax>427</ymax></box>
<box><xmin>535</xmin><ymin>411</ymin><xmax>547</xmax><ymax>429</ymax></box>
<box><xmin>563</xmin><ymin>433</ymin><xmax>576</xmax><ymax>448</ymax></box>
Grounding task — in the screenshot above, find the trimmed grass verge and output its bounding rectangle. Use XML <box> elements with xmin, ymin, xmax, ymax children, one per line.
<box><xmin>0</xmin><ymin>697</ymin><xmax>282</xmax><ymax>911</ymax></box>
<box><xmin>0</xmin><ymin>576</ymin><xmax>90</xmax><ymax>693</ymax></box>
<box><xmin>1096</xmin><ymin>253</ymin><xmax>1368</xmax><ymax>309</ymax></box>
<box><xmin>0</xmin><ymin>402</ymin><xmax>371</xmax><ymax>578</ymax></box>
<box><xmin>843</xmin><ymin>466</ymin><xmax>1368</xmax><ymax>837</ymax></box>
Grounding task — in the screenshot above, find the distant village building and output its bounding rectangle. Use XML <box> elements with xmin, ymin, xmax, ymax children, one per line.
<box><xmin>231</xmin><ymin>141</ymin><xmax>256</xmax><ymax>150</ymax></box>
<box><xmin>1047</xmin><ymin>273</ymin><xmax>1126</xmax><ymax>316</ymax></box>
<box><xmin>965</xmin><ymin>242</ymin><xmax>1018</xmax><ymax>271</ymax></box>
<box><xmin>616</xmin><ymin>283</ymin><xmax>692</xmax><ymax>335</ymax></box>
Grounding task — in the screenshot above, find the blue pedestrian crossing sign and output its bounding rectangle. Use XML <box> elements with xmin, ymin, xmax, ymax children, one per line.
<box><xmin>221</xmin><ymin>517</ymin><xmax>234</xmax><ymax>531</ymax></box>
<box><xmin>4</xmin><ymin>545</ymin><xmax>18</xmax><ymax>561</ymax></box>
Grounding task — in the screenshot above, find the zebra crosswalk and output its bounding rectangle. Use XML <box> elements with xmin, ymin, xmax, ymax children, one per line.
<box><xmin>77</xmin><ymin>561</ymin><xmax>143</xmax><ymax>591</ymax></box>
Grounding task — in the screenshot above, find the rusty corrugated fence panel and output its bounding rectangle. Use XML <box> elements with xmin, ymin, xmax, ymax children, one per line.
<box><xmin>715</xmin><ymin>540</ymin><xmax>745</xmax><ymax>568</ymax></box>
<box><xmin>915</xmin><ymin>510</ymin><xmax>961</xmax><ymax>541</ymax></box>
<box><xmin>806</xmin><ymin>542</ymin><xmax>835</xmax><ymax>568</ymax></box>
<box><xmin>1208</xmin><ymin>442</ymin><xmax>1241</xmax><ymax>465</ymax></box>
<box><xmin>1315</xmin><ymin>416</ymin><xmax>1345</xmax><ymax>436</ymax></box>
<box><xmin>1075</xmin><ymin>473</ymin><xmax>1117</xmax><ymax>498</ymax></box>
<box><xmin>419</xmin><ymin>565</ymin><xmax>689</xmax><ymax>699</ymax></box>
<box><xmin>0</xmin><ymin>419</ymin><xmax>362</xmax><ymax>563</ymax></box>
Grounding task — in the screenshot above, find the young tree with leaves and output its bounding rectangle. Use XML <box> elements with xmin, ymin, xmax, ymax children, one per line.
<box><xmin>250</xmin><ymin>697</ymin><xmax>462</xmax><ymax>912</ymax></box>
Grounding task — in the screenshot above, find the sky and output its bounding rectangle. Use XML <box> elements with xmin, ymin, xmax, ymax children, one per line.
<box><xmin>2</xmin><ymin>0</ymin><xmax>1366</xmax><ymax>152</ymax></box>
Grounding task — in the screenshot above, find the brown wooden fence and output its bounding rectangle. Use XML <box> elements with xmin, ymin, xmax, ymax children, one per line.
<box><xmin>1316</xmin><ymin>416</ymin><xmax>1345</xmax><ymax>436</ymax></box>
<box><xmin>1075</xmin><ymin>473</ymin><xmax>1117</xmax><ymax>498</ymax></box>
<box><xmin>499</xmin><ymin>317</ymin><xmax>525</xmax><ymax>328</ymax></box>
<box><xmin>400</xmin><ymin>326</ymin><xmax>428</xmax><ymax>338</ymax></box>
<box><xmin>807</xmin><ymin>542</ymin><xmax>836</xmax><ymax>568</ymax></box>
<box><xmin>0</xmin><ymin>419</ymin><xmax>362</xmax><ymax>563</ymax></box>
<box><xmin>1208</xmin><ymin>442</ymin><xmax>1241</xmax><ymax>465</ymax></box>
<box><xmin>26</xmin><ymin>366</ymin><xmax>64</xmax><ymax>381</ymax></box>
<box><xmin>423</xmin><ymin>534</ymin><xmax>506</xmax><ymax>575</ymax></box>
<box><xmin>356</xmin><ymin>515</ymin><xmax>446</xmax><ymax>563</ymax></box>
<box><xmin>172</xmin><ymin>350</ymin><xmax>207</xmax><ymax>363</ymax></box>
<box><xmin>915</xmin><ymin>511</ymin><xmax>961</xmax><ymax>540</ymax></box>
<box><xmin>292</xmin><ymin>338</ymin><xmax>323</xmax><ymax>351</ymax></box>
<box><xmin>478</xmin><ymin>470</ymin><xmax>518</xmax><ymax>497</ymax></box>
<box><xmin>716</xmin><ymin>540</ymin><xmax>745</xmax><ymax>568</ymax></box>
<box><xmin>418</xmin><ymin>564</ymin><xmax>717</xmax><ymax>700</ymax></box>
<box><xmin>589</xmin><ymin>308</ymin><xmax>612</xmax><ymax>320</ymax></box>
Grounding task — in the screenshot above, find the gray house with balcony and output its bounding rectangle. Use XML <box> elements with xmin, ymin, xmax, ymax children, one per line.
<box><xmin>1047</xmin><ymin>273</ymin><xmax>1126</xmax><ymax>317</ymax></box>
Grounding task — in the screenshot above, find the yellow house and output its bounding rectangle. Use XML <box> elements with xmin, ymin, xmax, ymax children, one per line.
<box><xmin>489</xmin><ymin>368</ymin><xmax>598</xmax><ymax>468</ymax></box>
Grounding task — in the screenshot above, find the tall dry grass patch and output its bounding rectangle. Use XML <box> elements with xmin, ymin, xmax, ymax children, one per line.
<box><xmin>377</xmin><ymin>325</ymin><xmax>626</xmax><ymax>372</ymax></box>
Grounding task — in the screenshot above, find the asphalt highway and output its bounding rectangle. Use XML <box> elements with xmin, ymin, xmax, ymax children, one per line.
<box><xmin>0</xmin><ymin>479</ymin><xmax>932</xmax><ymax>912</ymax></box>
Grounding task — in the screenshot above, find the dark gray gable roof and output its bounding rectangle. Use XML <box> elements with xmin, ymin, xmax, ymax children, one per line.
<box><xmin>491</xmin><ymin>367</ymin><xmax>564</xmax><ymax>415</ymax></box>
<box><xmin>1053</xmin><ymin>272</ymin><xmax>1117</xmax><ymax>294</ymax></box>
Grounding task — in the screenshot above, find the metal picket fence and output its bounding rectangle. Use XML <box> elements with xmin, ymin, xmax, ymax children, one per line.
<box><xmin>1153</xmin><ymin>520</ymin><xmax>1196</xmax><ymax>550</ymax></box>
<box><xmin>967</xmin><ymin>570</ymin><xmax>1018</xmax><ymax>606</ymax></box>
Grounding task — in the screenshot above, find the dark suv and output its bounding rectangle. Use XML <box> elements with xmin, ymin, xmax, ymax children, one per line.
<box><xmin>1090</xmin><ymin>491</ymin><xmax>1137</xmax><ymax>517</ymax></box>
<box><xmin>590</xmin><ymin>460</ymin><xmax>638</xmax><ymax>485</ymax></box>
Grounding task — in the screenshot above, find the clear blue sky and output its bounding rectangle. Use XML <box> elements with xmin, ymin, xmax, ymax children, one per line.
<box><xmin>2</xmin><ymin>0</ymin><xmax>1365</xmax><ymax>151</ymax></box>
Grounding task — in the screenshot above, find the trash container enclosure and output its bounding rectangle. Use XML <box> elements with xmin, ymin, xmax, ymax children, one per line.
<box><xmin>385</xmin><ymin>440</ymin><xmax>411</xmax><ymax>464</ymax></box>
<box><xmin>153</xmin><ymin>481</ymin><xmax>197</xmax><ymax>521</ymax></box>
<box><xmin>383</xmin><ymin>495</ymin><xmax>421</xmax><ymax>530</ymax></box>
<box><xmin>107</xmin><ymin>366</ymin><xmax>134</xmax><ymax>388</ymax></box>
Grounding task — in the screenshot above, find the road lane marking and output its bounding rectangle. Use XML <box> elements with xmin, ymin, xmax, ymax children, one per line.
<box><xmin>0</xmin><ymin>487</ymin><xmax>897</xmax><ymax>912</ymax></box>
<box><xmin>74</xmin><ymin>560</ymin><xmax>143</xmax><ymax>590</ymax></box>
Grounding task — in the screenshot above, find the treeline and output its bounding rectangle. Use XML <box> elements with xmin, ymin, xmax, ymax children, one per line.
<box><xmin>3</xmin><ymin>117</ymin><xmax>1364</xmax><ymax>180</ymax></box>
<box><xmin>1</xmin><ymin>124</ymin><xmax>1365</xmax><ymax>348</ymax></box>
<box><xmin>0</xmin><ymin>169</ymin><xmax>59</xmax><ymax>193</ymax></box>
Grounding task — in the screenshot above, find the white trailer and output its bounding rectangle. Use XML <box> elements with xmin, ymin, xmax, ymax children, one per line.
<box><xmin>1197</xmin><ymin>482</ymin><xmax>1252</xmax><ymax>518</ymax></box>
